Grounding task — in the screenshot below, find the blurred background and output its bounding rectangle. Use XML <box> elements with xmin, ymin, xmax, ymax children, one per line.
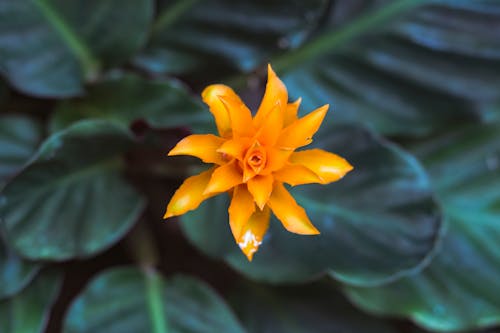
<box><xmin>0</xmin><ymin>0</ymin><xmax>499</xmax><ymax>332</ymax></box>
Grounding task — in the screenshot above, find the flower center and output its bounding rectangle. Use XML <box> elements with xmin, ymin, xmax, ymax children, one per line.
<box><xmin>244</xmin><ymin>143</ymin><xmax>267</xmax><ymax>174</ymax></box>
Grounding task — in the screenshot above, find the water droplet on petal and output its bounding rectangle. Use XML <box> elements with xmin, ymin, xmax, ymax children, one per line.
<box><xmin>238</xmin><ymin>230</ymin><xmax>262</xmax><ymax>261</ymax></box>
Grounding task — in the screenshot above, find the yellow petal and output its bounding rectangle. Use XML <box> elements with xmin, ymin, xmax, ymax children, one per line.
<box><xmin>202</xmin><ymin>84</ymin><xmax>236</xmax><ymax>138</ymax></box>
<box><xmin>217</xmin><ymin>137</ymin><xmax>251</xmax><ymax>161</ymax></box>
<box><xmin>247</xmin><ymin>175</ymin><xmax>274</xmax><ymax>210</ymax></box>
<box><xmin>228</xmin><ymin>185</ymin><xmax>255</xmax><ymax>241</ymax></box>
<box><xmin>255</xmin><ymin>104</ymin><xmax>283</xmax><ymax>146</ymax></box>
<box><xmin>290</xmin><ymin>149</ymin><xmax>353</xmax><ymax>184</ymax></box>
<box><xmin>284</xmin><ymin>98</ymin><xmax>301</xmax><ymax>127</ymax></box>
<box><xmin>204</xmin><ymin>160</ymin><xmax>243</xmax><ymax>194</ymax></box>
<box><xmin>237</xmin><ymin>206</ymin><xmax>270</xmax><ymax>261</ymax></box>
<box><xmin>268</xmin><ymin>183</ymin><xmax>319</xmax><ymax>235</ymax></box>
<box><xmin>218</xmin><ymin>94</ymin><xmax>254</xmax><ymax>138</ymax></box>
<box><xmin>168</xmin><ymin>134</ymin><xmax>226</xmax><ymax>164</ymax></box>
<box><xmin>277</xmin><ymin>104</ymin><xmax>329</xmax><ymax>150</ymax></box>
<box><xmin>253</xmin><ymin>64</ymin><xmax>288</xmax><ymax>128</ymax></box>
<box><xmin>273</xmin><ymin>164</ymin><xmax>322</xmax><ymax>186</ymax></box>
<box><xmin>164</xmin><ymin>168</ymin><xmax>215</xmax><ymax>218</ymax></box>
<box><xmin>261</xmin><ymin>147</ymin><xmax>292</xmax><ymax>174</ymax></box>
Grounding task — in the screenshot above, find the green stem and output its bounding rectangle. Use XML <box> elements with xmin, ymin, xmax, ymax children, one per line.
<box><xmin>127</xmin><ymin>225</ymin><xmax>169</xmax><ymax>333</ymax></box>
<box><xmin>145</xmin><ymin>268</ymin><xmax>169</xmax><ymax>333</ymax></box>
<box><xmin>33</xmin><ymin>0</ymin><xmax>100</xmax><ymax>80</ymax></box>
<box><xmin>272</xmin><ymin>0</ymin><xmax>426</xmax><ymax>73</ymax></box>
<box><xmin>153</xmin><ymin>0</ymin><xmax>200</xmax><ymax>33</ymax></box>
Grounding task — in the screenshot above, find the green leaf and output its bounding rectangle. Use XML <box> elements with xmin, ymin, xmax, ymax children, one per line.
<box><xmin>0</xmin><ymin>238</ymin><xmax>40</xmax><ymax>300</ymax></box>
<box><xmin>0</xmin><ymin>269</ymin><xmax>62</xmax><ymax>333</ymax></box>
<box><xmin>0</xmin><ymin>0</ymin><xmax>153</xmax><ymax>97</ymax></box>
<box><xmin>231</xmin><ymin>281</ymin><xmax>397</xmax><ymax>333</ymax></box>
<box><xmin>279</xmin><ymin>1</ymin><xmax>500</xmax><ymax>136</ymax></box>
<box><xmin>181</xmin><ymin>126</ymin><xmax>442</xmax><ymax>286</ymax></box>
<box><xmin>63</xmin><ymin>266</ymin><xmax>246</xmax><ymax>333</ymax></box>
<box><xmin>50</xmin><ymin>73</ymin><xmax>208</xmax><ymax>133</ymax></box>
<box><xmin>344</xmin><ymin>122</ymin><xmax>500</xmax><ymax>331</ymax></box>
<box><xmin>134</xmin><ymin>0</ymin><xmax>328</xmax><ymax>76</ymax></box>
<box><xmin>0</xmin><ymin>120</ymin><xmax>145</xmax><ymax>260</ymax></box>
<box><xmin>0</xmin><ymin>115</ymin><xmax>43</xmax><ymax>188</ymax></box>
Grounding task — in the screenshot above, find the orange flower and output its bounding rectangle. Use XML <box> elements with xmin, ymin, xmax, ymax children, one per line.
<box><xmin>164</xmin><ymin>65</ymin><xmax>353</xmax><ymax>261</ymax></box>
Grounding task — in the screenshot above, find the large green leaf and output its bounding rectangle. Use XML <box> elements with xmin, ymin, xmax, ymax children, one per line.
<box><xmin>0</xmin><ymin>120</ymin><xmax>145</xmax><ymax>260</ymax></box>
<box><xmin>0</xmin><ymin>115</ymin><xmax>43</xmax><ymax>188</ymax></box>
<box><xmin>0</xmin><ymin>116</ymin><xmax>43</xmax><ymax>299</ymax></box>
<box><xmin>0</xmin><ymin>269</ymin><xmax>62</xmax><ymax>333</ymax></box>
<box><xmin>181</xmin><ymin>126</ymin><xmax>442</xmax><ymax>286</ymax></box>
<box><xmin>0</xmin><ymin>237</ymin><xmax>40</xmax><ymax>300</ymax></box>
<box><xmin>63</xmin><ymin>267</ymin><xmax>246</xmax><ymax>333</ymax></box>
<box><xmin>50</xmin><ymin>74</ymin><xmax>208</xmax><ymax>133</ymax></box>
<box><xmin>134</xmin><ymin>0</ymin><xmax>328</xmax><ymax>76</ymax></box>
<box><xmin>0</xmin><ymin>0</ymin><xmax>153</xmax><ymax>97</ymax></box>
<box><xmin>345</xmin><ymin>122</ymin><xmax>500</xmax><ymax>331</ymax></box>
<box><xmin>280</xmin><ymin>0</ymin><xmax>500</xmax><ymax>136</ymax></box>
<box><xmin>231</xmin><ymin>280</ymin><xmax>397</xmax><ymax>333</ymax></box>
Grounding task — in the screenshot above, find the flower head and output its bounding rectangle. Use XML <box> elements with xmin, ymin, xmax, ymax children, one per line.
<box><xmin>165</xmin><ymin>65</ymin><xmax>353</xmax><ymax>260</ymax></box>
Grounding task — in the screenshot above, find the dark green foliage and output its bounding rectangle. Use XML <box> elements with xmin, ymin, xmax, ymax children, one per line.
<box><xmin>0</xmin><ymin>0</ymin><xmax>499</xmax><ymax>332</ymax></box>
<box><xmin>63</xmin><ymin>267</ymin><xmax>246</xmax><ymax>333</ymax></box>
<box><xmin>0</xmin><ymin>270</ymin><xmax>62</xmax><ymax>333</ymax></box>
<box><xmin>181</xmin><ymin>126</ymin><xmax>442</xmax><ymax>286</ymax></box>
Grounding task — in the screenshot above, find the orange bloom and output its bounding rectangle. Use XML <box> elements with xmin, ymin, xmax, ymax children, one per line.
<box><xmin>164</xmin><ymin>65</ymin><xmax>353</xmax><ymax>261</ymax></box>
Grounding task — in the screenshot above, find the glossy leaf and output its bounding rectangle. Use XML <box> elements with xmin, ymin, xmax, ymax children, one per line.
<box><xmin>63</xmin><ymin>267</ymin><xmax>246</xmax><ymax>333</ymax></box>
<box><xmin>0</xmin><ymin>115</ymin><xmax>43</xmax><ymax>188</ymax></box>
<box><xmin>0</xmin><ymin>269</ymin><xmax>62</xmax><ymax>333</ymax></box>
<box><xmin>0</xmin><ymin>0</ymin><xmax>153</xmax><ymax>97</ymax></box>
<box><xmin>0</xmin><ymin>120</ymin><xmax>145</xmax><ymax>260</ymax></box>
<box><xmin>50</xmin><ymin>74</ymin><xmax>208</xmax><ymax>132</ymax></box>
<box><xmin>134</xmin><ymin>0</ymin><xmax>328</xmax><ymax>75</ymax></box>
<box><xmin>345</xmin><ymin>123</ymin><xmax>500</xmax><ymax>331</ymax></box>
<box><xmin>281</xmin><ymin>1</ymin><xmax>500</xmax><ymax>136</ymax></box>
<box><xmin>0</xmin><ymin>116</ymin><xmax>43</xmax><ymax>299</ymax></box>
<box><xmin>231</xmin><ymin>281</ymin><xmax>397</xmax><ymax>333</ymax></box>
<box><xmin>181</xmin><ymin>126</ymin><xmax>442</xmax><ymax>286</ymax></box>
<box><xmin>0</xmin><ymin>238</ymin><xmax>40</xmax><ymax>300</ymax></box>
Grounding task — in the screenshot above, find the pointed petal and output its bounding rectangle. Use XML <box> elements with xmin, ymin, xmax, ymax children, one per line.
<box><xmin>228</xmin><ymin>185</ymin><xmax>255</xmax><ymax>241</ymax></box>
<box><xmin>237</xmin><ymin>206</ymin><xmax>270</xmax><ymax>261</ymax></box>
<box><xmin>247</xmin><ymin>175</ymin><xmax>274</xmax><ymax>210</ymax></box>
<box><xmin>254</xmin><ymin>64</ymin><xmax>288</xmax><ymax>128</ymax></box>
<box><xmin>168</xmin><ymin>134</ymin><xmax>226</xmax><ymax>164</ymax></box>
<box><xmin>291</xmin><ymin>149</ymin><xmax>353</xmax><ymax>184</ymax></box>
<box><xmin>284</xmin><ymin>98</ymin><xmax>301</xmax><ymax>126</ymax></box>
<box><xmin>217</xmin><ymin>137</ymin><xmax>251</xmax><ymax>161</ymax></box>
<box><xmin>219</xmin><ymin>94</ymin><xmax>254</xmax><ymax>138</ymax></box>
<box><xmin>255</xmin><ymin>104</ymin><xmax>283</xmax><ymax>146</ymax></box>
<box><xmin>242</xmin><ymin>164</ymin><xmax>257</xmax><ymax>183</ymax></box>
<box><xmin>204</xmin><ymin>160</ymin><xmax>243</xmax><ymax>194</ymax></box>
<box><xmin>277</xmin><ymin>105</ymin><xmax>329</xmax><ymax>150</ymax></box>
<box><xmin>202</xmin><ymin>84</ymin><xmax>237</xmax><ymax>138</ymax></box>
<box><xmin>268</xmin><ymin>183</ymin><xmax>319</xmax><ymax>235</ymax></box>
<box><xmin>273</xmin><ymin>164</ymin><xmax>322</xmax><ymax>186</ymax></box>
<box><xmin>164</xmin><ymin>168</ymin><xmax>215</xmax><ymax>218</ymax></box>
<box><xmin>261</xmin><ymin>147</ymin><xmax>292</xmax><ymax>174</ymax></box>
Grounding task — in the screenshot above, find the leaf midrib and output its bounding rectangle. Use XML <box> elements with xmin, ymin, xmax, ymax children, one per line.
<box><xmin>273</xmin><ymin>0</ymin><xmax>429</xmax><ymax>72</ymax></box>
<box><xmin>32</xmin><ymin>0</ymin><xmax>100</xmax><ymax>78</ymax></box>
<box><xmin>2</xmin><ymin>156</ymin><xmax>122</xmax><ymax>204</ymax></box>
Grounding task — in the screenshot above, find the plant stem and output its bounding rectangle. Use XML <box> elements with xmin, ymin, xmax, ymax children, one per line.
<box><xmin>127</xmin><ymin>224</ymin><xmax>169</xmax><ymax>333</ymax></box>
<box><xmin>145</xmin><ymin>268</ymin><xmax>169</xmax><ymax>333</ymax></box>
<box><xmin>153</xmin><ymin>0</ymin><xmax>200</xmax><ymax>33</ymax></box>
<box><xmin>272</xmin><ymin>0</ymin><xmax>425</xmax><ymax>73</ymax></box>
